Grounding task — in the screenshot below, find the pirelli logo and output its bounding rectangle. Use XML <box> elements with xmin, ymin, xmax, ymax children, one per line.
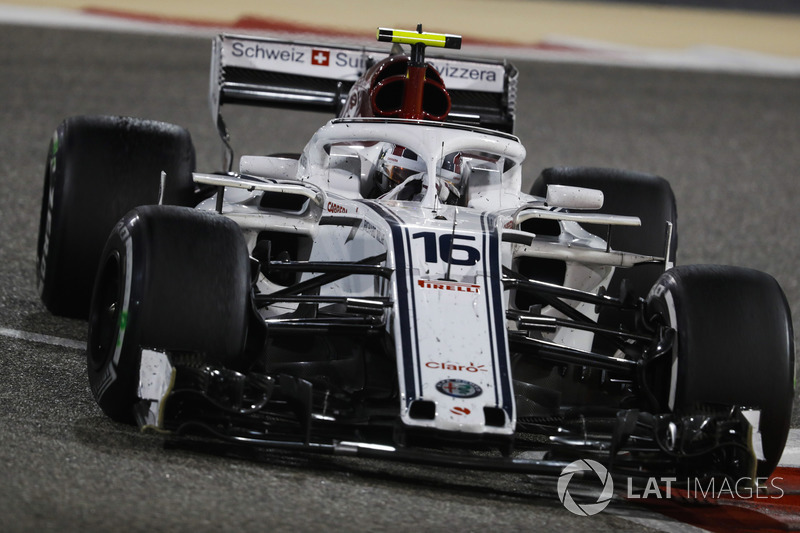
<box><xmin>417</xmin><ymin>279</ymin><xmax>481</xmax><ymax>294</ymax></box>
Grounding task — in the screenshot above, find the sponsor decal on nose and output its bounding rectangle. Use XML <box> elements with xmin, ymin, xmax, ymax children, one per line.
<box><xmin>417</xmin><ymin>279</ymin><xmax>481</xmax><ymax>293</ymax></box>
<box><xmin>436</xmin><ymin>379</ymin><xmax>482</xmax><ymax>398</ymax></box>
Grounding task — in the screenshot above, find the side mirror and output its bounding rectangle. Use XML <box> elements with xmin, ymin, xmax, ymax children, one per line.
<box><xmin>545</xmin><ymin>184</ymin><xmax>604</xmax><ymax>210</ymax></box>
<box><xmin>239</xmin><ymin>155</ymin><xmax>299</xmax><ymax>180</ymax></box>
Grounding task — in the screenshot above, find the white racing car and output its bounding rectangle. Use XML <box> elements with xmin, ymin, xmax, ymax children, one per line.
<box><xmin>37</xmin><ymin>27</ymin><xmax>794</xmax><ymax>483</ymax></box>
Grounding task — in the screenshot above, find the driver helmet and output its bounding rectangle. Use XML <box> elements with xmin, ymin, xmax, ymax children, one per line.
<box><xmin>439</xmin><ymin>151</ymin><xmax>463</xmax><ymax>185</ymax></box>
<box><xmin>375</xmin><ymin>145</ymin><xmax>425</xmax><ymax>194</ymax></box>
<box><xmin>436</xmin><ymin>151</ymin><xmax>464</xmax><ymax>204</ymax></box>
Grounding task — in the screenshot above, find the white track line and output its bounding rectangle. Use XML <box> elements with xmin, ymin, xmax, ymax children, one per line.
<box><xmin>0</xmin><ymin>327</ymin><xmax>86</xmax><ymax>351</ymax></box>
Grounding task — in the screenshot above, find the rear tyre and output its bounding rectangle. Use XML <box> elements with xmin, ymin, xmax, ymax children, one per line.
<box><xmin>646</xmin><ymin>265</ymin><xmax>795</xmax><ymax>477</ymax></box>
<box><xmin>87</xmin><ymin>205</ymin><xmax>251</xmax><ymax>423</ymax></box>
<box><xmin>529</xmin><ymin>167</ymin><xmax>678</xmax><ymax>342</ymax></box>
<box><xmin>37</xmin><ymin>115</ymin><xmax>197</xmax><ymax>318</ymax></box>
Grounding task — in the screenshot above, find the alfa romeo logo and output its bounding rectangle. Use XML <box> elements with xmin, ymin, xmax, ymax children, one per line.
<box><xmin>557</xmin><ymin>459</ymin><xmax>614</xmax><ymax>516</ymax></box>
<box><xmin>435</xmin><ymin>379</ymin><xmax>482</xmax><ymax>398</ymax></box>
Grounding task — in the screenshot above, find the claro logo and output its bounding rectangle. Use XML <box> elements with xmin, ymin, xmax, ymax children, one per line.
<box><xmin>426</xmin><ymin>361</ymin><xmax>487</xmax><ymax>373</ymax></box>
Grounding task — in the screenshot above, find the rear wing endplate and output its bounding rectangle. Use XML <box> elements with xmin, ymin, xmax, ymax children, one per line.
<box><xmin>210</xmin><ymin>33</ymin><xmax>518</xmax><ymax>169</ymax></box>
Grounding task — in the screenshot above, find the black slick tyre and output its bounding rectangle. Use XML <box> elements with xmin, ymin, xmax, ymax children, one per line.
<box><xmin>646</xmin><ymin>265</ymin><xmax>795</xmax><ymax>477</ymax></box>
<box><xmin>37</xmin><ymin>115</ymin><xmax>197</xmax><ymax>318</ymax></box>
<box><xmin>87</xmin><ymin>205</ymin><xmax>251</xmax><ymax>423</ymax></box>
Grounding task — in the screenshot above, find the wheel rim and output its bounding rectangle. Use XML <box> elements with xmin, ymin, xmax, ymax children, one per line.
<box><xmin>88</xmin><ymin>251</ymin><xmax>123</xmax><ymax>372</ymax></box>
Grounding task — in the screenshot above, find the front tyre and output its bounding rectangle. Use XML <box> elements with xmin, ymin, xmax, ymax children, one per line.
<box><xmin>87</xmin><ymin>206</ymin><xmax>251</xmax><ymax>423</ymax></box>
<box><xmin>646</xmin><ymin>265</ymin><xmax>795</xmax><ymax>477</ymax></box>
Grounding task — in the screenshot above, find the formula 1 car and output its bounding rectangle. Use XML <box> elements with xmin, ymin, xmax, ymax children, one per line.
<box><xmin>37</xmin><ymin>26</ymin><xmax>794</xmax><ymax>484</ymax></box>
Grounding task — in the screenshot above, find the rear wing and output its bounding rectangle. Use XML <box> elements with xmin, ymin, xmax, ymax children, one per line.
<box><xmin>210</xmin><ymin>33</ymin><xmax>518</xmax><ymax>167</ymax></box>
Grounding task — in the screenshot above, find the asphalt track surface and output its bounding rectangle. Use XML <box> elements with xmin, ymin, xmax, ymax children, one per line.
<box><xmin>1</xmin><ymin>24</ymin><xmax>799</xmax><ymax>533</ymax></box>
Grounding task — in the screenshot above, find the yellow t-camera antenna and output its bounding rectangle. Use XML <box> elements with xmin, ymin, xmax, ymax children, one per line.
<box><xmin>377</xmin><ymin>25</ymin><xmax>462</xmax><ymax>53</ymax></box>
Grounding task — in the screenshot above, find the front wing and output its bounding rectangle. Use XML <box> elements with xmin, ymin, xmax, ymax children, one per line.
<box><xmin>135</xmin><ymin>348</ymin><xmax>764</xmax><ymax>485</ymax></box>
